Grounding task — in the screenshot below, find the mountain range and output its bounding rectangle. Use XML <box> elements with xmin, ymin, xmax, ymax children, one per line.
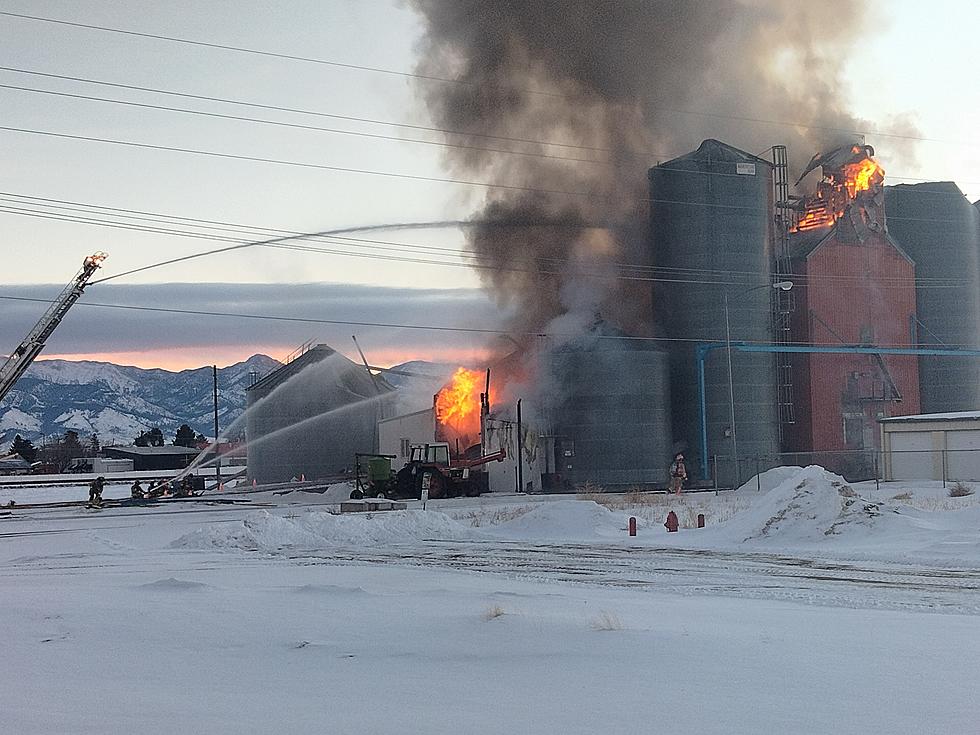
<box><xmin>0</xmin><ymin>356</ymin><xmax>457</xmax><ymax>450</ymax></box>
<box><xmin>0</xmin><ymin>355</ymin><xmax>281</xmax><ymax>448</ymax></box>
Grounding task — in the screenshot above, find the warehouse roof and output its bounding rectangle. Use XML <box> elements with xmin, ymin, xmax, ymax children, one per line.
<box><xmin>246</xmin><ymin>343</ymin><xmax>393</xmax><ymax>395</ymax></box>
<box><xmin>879</xmin><ymin>411</ymin><xmax>980</xmax><ymax>423</ymax></box>
<box><xmin>103</xmin><ymin>446</ymin><xmax>202</xmax><ymax>456</ymax></box>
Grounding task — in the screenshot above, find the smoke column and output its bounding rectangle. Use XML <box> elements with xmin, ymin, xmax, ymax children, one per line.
<box><xmin>408</xmin><ymin>0</ymin><xmax>917</xmax><ymax>334</ymax></box>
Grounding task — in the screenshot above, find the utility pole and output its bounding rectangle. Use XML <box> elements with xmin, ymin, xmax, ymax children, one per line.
<box><xmin>213</xmin><ymin>365</ymin><xmax>221</xmax><ymax>490</ymax></box>
<box><xmin>516</xmin><ymin>399</ymin><xmax>524</xmax><ymax>493</ymax></box>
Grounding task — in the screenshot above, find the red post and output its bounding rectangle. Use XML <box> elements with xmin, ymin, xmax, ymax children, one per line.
<box><xmin>628</xmin><ymin>516</ymin><xmax>637</xmax><ymax>536</ymax></box>
<box><xmin>664</xmin><ymin>510</ymin><xmax>679</xmax><ymax>533</ymax></box>
<box><xmin>697</xmin><ymin>513</ymin><xmax>705</xmax><ymax>529</ymax></box>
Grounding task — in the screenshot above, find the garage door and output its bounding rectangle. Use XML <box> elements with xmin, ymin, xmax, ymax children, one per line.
<box><xmin>945</xmin><ymin>430</ymin><xmax>980</xmax><ymax>481</ymax></box>
<box><xmin>889</xmin><ymin>431</ymin><xmax>936</xmax><ymax>480</ymax></box>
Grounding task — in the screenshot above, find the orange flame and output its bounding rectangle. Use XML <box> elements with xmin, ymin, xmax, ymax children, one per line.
<box><xmin>792</xmin><ymin>155</ymin><xmax>885</xmax><ymax>232</ymax></box>
<box><xmin>435</xmin><ymin>367</ymin><xmax>487</xmax><ymax>443</ymax></box>
<box><xmin>843</xmin><ymin>157</ymin><xmax>885</xmax><ymax>198</ymax></box>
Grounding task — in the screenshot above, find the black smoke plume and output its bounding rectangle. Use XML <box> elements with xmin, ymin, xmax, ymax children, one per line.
<box><xmin>409</xmin><ymin>0</ymin><xmax>916</xmax><ymax>335</ymax></box>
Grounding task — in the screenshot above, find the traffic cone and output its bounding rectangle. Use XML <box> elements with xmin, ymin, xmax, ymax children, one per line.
<box><xmin>252</xmin><ymin>478</ymin><xmax>257</xmax><ymax>488</ymax></box>
<box><xmin>219</xmin><ymin>482</ymin><xmax>224</xmax><ymax>492</ymax></box>
<box><xmin>300</xmin><ymin>473</ymin><xmax>306</xmax><ymax>482</ymax></box>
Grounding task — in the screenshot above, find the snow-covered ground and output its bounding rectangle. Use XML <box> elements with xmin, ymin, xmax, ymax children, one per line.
<box><xmin>3</xmin><ymin>466</ymin><xmax>979</xmax><ymax>733</ymax></box>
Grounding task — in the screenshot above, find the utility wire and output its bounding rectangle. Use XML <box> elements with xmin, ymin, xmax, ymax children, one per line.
<box><xmin>0</xmin><ymin>125</ymin><xmax>770</xmax><ymax>209</ymax></box>
<box><xmin>0</xmin><ymin>194</ymin><xmax>973</xmax><ymax>288</ymax></box>
<box><xmin>0</xmin><ymin>66</ymin><xmax>612</xmax><ymax>154</ymax></box>
<box><xmin>0</xmin><ymin>125</ymin><xmax>974</xmax><ymax>210</ymax></box>
<box><xmin>0</xmin><ymin>12</ymin><xmax>973</xmax><ymax>149</ymax></box>
<box><xmin>2</xmin><ymin>292</ymin><xmax>977</xmax><ymax>349</ymax></box>
<box><xmin>0</xmin><ymin>83</ymin><xmax>610</xmax><ymax>165</ymax></box>
<box><xmin>0</xmin><ymin>201</ymin><xmax>970</xmax><ymax>290</ymax></box>
<box><xmin>4</xmin><ymin>81</ymin><xmax>977</xmax><ymax>185</ymax></box>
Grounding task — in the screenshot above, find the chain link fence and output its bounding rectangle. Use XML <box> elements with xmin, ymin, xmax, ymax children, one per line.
<box><xmin>707</xmin><ymin>447</ymin><xmax>980</xmax><ymax>490</ymax></box>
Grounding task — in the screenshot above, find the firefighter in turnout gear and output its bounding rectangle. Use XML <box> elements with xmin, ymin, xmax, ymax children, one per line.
<box><xmin>88</xmin><ymin>476</ymin><xmax>106</xmax><ymax>506</ymax></box>
<box><xmin>130</xmin><ymin>479</ymin><xmax>144</xmax><ymax>499</ymax></box>
<box><xmin>669</xmin><ymin>454</ymin><xmax>687</xmax><ymax>495</ymax></box>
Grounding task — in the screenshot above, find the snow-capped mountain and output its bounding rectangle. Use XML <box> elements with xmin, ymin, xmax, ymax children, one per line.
<box><xmin>0</xmin><ymin>355</ymin><xmax>280</xmax><ymax>447</ymax></box>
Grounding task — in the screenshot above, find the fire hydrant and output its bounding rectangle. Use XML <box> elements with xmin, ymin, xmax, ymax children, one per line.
<box><xmin>664</xmin><ymin>510</ymin><xmax>679</xmax><ymax>533</ymax></box>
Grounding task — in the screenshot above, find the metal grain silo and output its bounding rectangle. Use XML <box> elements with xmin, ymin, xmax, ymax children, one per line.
<box><xmin>545</xmin><ymin>319</ymin><xmax>672</xmax><ymax>488</ymax></box>
<box><xmin>885</xmin><ymin>183</ymin><xmax>980</xmax><ymax>412</ymax></box>
<box><xmin>648</xmin><ymin>139</ymin><xmax>780</xmax><ymax>484</ymax></box>
<box><xmin>245</xmin><ymin>344</ymin><xmax>394</xmax><ymax>484</ymax></box>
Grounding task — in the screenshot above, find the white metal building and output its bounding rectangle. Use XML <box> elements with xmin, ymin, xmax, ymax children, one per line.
<box><xmin>378</xmin><ymin>409</ymin><xmax>436</xmax><ymax>470</ymax></box>
<box><xmin>879</xmin><ymin>411</ymin><xmax>980</xmax><ymax>481</ymax></box>
<box><xmin>377</xmin><ymin>408</ymin><xmax>543</xmax><ymax>492</ymax></box>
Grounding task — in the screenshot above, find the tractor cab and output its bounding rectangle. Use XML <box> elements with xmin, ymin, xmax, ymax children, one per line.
<box><xmin>409</xmin><ymin>443</ymin><xmax>451</xmax><ymax>467</ymax></box>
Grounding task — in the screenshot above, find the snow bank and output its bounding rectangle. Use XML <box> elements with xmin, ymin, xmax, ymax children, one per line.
<box><xmin>493</xmin><ymin>500</ymin><xmax>632</xmax><ymax>540</ymax></box>
<box><xmin>172</xmin><ymin>509</ymin><xmax>479</xmax><ymax>552</ymax></box>
<box><xmin>736</xmin><ymin>466</ymin><xmax>804</xmax><ymax>494</ymax></box>
<box><xmin>718</xmin><ymin>465</ymin><xmax>854</xmax><ymax>543</ymax></box>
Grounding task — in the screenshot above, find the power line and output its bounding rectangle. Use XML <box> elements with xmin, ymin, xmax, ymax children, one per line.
<box><xmin>0</xmin><ymin>193</ymin><xmax>973</xmax><ymax>288</ymax></box>
<box><xmin>6</xmin><ymin>82</ymin><xmax>976</xmax><ymax>184</ymax></box>
<box><xmin>2</xmin><ymin>292</ymin><xmax>976</xmax><ymax>349</ymax></box>
<box><xmin>0</xmin><ymin>66</ymin><xmax>610</xmax><ymax>154</ymax></box>
<box><xmin>0</xmin><ymin>82</ymin><xmax>610</xmax><ymax>165</ymax></box>
<box><xmin>0</xmin><ymin>125</ymin><xmax>768</xmax><ymax>208</ymax></box>
<box><xmin>1</xmin><ymin>124</ymin><xmax>974</xmax><ymax>214</ymax></box>
<box><xmin>1</xmin><ymin>12</ymin><xmax>974</xmax><ymax>149</ymax></box>
<box><xmin>0</xmin><ymin>11</ymin><xmax>500</xmax><ymax>92</ymax></box>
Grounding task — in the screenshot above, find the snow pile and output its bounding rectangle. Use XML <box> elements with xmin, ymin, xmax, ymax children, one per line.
<box><xmin>172</xmin><ymin>509</ymin><xmax>479</xmax><ymax>552</ymax></box>
<box><xmin>719</xmin><ymin>465</ymin><xmax>863</xmax><ymax>544</ymax></box>
<box><xmin>493</xmin><ymin>500</ymin><xmax>632</xmax><ymax>540</ymax></box>
<box><xmin>735</xmin><ymin>466</ymin><xmax>804</xmax><ymax>494</ymax></box>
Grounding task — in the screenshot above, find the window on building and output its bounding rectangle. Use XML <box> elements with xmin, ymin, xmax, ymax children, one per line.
<box><xmin>399</xmin><ymin>438</ymin><xmax>410</xmax><ymax>457</ymax></box>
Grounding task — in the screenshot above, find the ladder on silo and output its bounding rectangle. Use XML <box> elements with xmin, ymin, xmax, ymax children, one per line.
<box><xmin>771</xmin><ymin>145</ymin><xmax>796</xmax><ymax>438</ymax></box>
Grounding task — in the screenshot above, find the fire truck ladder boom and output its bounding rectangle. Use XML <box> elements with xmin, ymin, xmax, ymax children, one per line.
<box><xmin>0</xmin><ymin>252</ymin><xmax>107</xmax><ymax>404</ymax></box>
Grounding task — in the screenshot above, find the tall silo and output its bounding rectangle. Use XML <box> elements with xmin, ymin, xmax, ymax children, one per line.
<box><xmin>545</xmin><ymin>319</ymin><xmax>672</xmax><ymax>488</ymax></box>
<box><xmin>648</xmin><ymin>139</ymin><xmax>779</xmax><ymax>484</ymax></box>
<box><xmin>885</xmin><ymin>183</ymin><xmax>980</xmax><ymax>412</ymax></box>
<box><xmin>245</xmin><ymin>344</ymin><xmax>394</xmax><ymax>484</ymax></box>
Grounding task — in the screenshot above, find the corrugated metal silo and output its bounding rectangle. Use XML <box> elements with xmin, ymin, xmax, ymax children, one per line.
<box><xmin>245</xmin><ymin>344</ymin><xmax>394</xmax><ymax>484</ymax></box>
<box><xmin>648</xmin><ymin>139</ymin><xmax>780</xmax><ymax>484</ymax></box>
<box><xmin>885</xmin><ymin>183</ymin><xmax>980</xmax><ymax>412</ymax></box>
<box><xmin>546</xmin><ymin>319</ymin><xmax>672</xmax><ymax>487</ymax></box>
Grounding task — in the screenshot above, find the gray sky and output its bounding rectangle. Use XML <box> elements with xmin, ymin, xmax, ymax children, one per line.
<box><xmin>1</xmin><ymin>0</ymin><xmax>978</xmax><ymax>369</ymax></box>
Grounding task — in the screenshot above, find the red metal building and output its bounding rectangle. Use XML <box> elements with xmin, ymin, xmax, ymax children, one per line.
<box><xmin>787</xmin><ymin>213</ymin><xmax>920</xmax><ymax>457</ymax></box>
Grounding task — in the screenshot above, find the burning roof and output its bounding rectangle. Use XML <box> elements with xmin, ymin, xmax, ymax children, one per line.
<box><xmin>793</xmin><ymin>144</ymin><xmax>886</xmax><ymax>234</ymax></box>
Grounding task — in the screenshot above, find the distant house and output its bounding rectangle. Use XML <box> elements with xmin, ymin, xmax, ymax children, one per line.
<box><xmin>0</xmin><ymin>453</ymin><xmax>31</xmax><ymax>475</ymax></box>
<box><xmin>102</xmin><ymin>446</ymin><xmax>201</xmax><ymax>472</ymax></box>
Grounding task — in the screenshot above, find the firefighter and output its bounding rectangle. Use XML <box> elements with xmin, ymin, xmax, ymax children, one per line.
<box><xmin>177</xmin><ymin>474</ymin><xmax>195</xmax><ymax>497</ymax></box>
<box><xmin>669</xmin><ymin>454</ymin><xmax>687</xmax><ymax>495</ymax></box>
<box><xmin>130</xmin><ymin>479</ymin><xmax>144</xmax><ymax>499</ymax></box>
<box><xmin>88</xmin><ymin>476</ymin><xmax>106</xmax><ymax>506</ymax></box>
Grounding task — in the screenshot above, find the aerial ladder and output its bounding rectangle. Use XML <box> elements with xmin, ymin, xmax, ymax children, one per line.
<box><xmin>0</xmin><ymin>252</ymin><xmax>107</xmax><ymax>404</ymax></box>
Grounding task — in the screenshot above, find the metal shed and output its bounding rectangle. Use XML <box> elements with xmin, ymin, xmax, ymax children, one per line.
<box><xmin>879</xmin><ymin>412</ymin><xmax>980</xmax><ymax>481</ymax></box>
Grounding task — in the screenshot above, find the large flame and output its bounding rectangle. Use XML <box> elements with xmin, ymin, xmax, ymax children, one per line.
<box><xmin>435</xmin><ymin>367</ymin><xmax>487</xmax><ymax>445</ymax></box>
<box><xmin>792</xmin><ymin>153</ymin><xmax>885</xmax><ymax>232</ymax></box>
<box><xmin>843</xmin><ymin>157</ymin><xmax>885</xmax><ymax>199</ymax></box>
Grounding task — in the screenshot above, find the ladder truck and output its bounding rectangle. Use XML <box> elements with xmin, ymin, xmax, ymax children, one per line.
<box><xmin>0</xmin><ymin>252</ymin><xmax>107</xmax><ymax>404</ymax></box>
